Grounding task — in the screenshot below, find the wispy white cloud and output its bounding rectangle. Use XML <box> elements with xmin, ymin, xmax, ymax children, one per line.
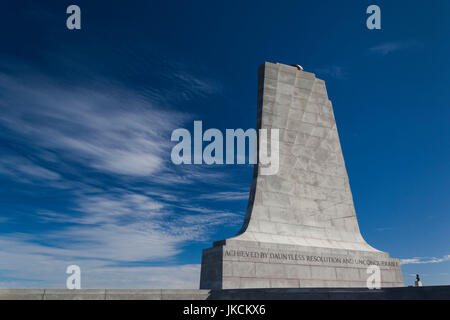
<box><xmin>0</xmin><ymin>184</ymin><xmax>240</xmax><ymax>287</ymax></box>
<box><xmin>368</xmin><ymin>40</ymin><xmax>421</xmax><ymax>55</ymax></box>
<box><xmin>0</xmin><ymin>234</ymin><xmax>200</xmax><ymax>288</ymax></box>
<box><xmin>0</xmin><ymin>73</ymin><xmax>187</xmax><ymax>177</ymax></box>
<box><xmin>34</xmin><ymin>188</ymin><xmax>240</xmax><ymax>254</ymax></box>
<box><xmin>172</xmin><ymin>72</ymin><xmax>222</xmax><ymax>99</ymax></box>
<box><xmin>314</xmin><ymin>66</ymin><xmax>347</xmax><ymax>80</ymax></box>
<box><xmin>400</xmin><ymin>254</ymin><xmax>450</xmax><ymax>265</ymax></box>
<box><xmin>0</xmin><ymin>59</ymin><xmax>243</xmax><ymax>288</ymax></box>
<box><xmin>0</xmin><ymin>156</ymin><xmax>61</xmax><ymax>182</ymax></box>
<box><xmin>196</xmin><ymin>191</ymin><xmax>249</xmax><ymax>201</ymax></box>
<box><xmin>0</xmin><ymin>65</ymin><xmax>231</xmax><ymax>186</ymax></box>
<box><xmin>85</xmin><ymin>264</ymin><xmax>201</xmax><ymax>289</ymax></box>
<box><xmin>150</xmin><ymin>165</ymin><xmax>229</xmax><ymax>185</ymax></box>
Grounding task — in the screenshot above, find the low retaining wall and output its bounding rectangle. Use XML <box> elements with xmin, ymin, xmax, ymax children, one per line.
<box><xmin>1</xmin><ymin>286</ymin><xmax>449</xmax><ymax>300</ymax></box>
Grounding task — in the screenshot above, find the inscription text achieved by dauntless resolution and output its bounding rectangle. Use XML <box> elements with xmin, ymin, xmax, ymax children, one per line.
<box><xmin>224</xmin><ymin>249</ymin><xmax>399</xmax><ymax>267</ymax></box>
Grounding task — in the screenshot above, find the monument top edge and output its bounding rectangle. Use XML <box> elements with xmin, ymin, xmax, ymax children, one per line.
<box><xmin>260</xmin><ymin>61</ymin><xmax>318</xmax><ymax>78</ymax></box>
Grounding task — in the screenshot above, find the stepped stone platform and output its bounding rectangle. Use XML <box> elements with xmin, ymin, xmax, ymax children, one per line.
<box><xmin>1</xmin><ymin>286</ymin><xmax>449</xmax><ymax>300</ymax></box>
<box><xmin>200</xmin><ymin>62</ymin><xmax>403</xmax><ymax>289</ymax></box>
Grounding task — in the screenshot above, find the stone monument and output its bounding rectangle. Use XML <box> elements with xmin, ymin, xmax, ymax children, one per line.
<box><xmin>200</xmin><ymin>62</ymin><xmax>404</xmax><ymax>289</ymax></box>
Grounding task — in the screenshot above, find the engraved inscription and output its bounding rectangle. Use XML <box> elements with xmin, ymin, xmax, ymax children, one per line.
<box><xmin>224</xmin><ymin>249</ymin><xmax>399</xmax><ymax>267</ymax></box>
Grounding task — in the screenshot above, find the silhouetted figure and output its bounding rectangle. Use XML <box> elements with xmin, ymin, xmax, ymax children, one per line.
<box><xmin>415</xmin><ymin>274</ymin><xmax>423</xmax><ymax>287</ymax></box>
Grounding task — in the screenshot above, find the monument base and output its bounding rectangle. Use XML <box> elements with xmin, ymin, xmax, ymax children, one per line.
<box><xmin>200</xmin><ymin>239</ymin><xmax>403</xmax><ymax>289</ymax></box>
<box><xmin>2</xmin><ymin>286</ymin><xmax>450</xmax><ymax>300</ymax></box>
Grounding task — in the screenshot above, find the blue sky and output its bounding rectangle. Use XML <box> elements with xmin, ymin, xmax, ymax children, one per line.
<box><xmin>0</xmin><ymin>0</ymin><xmax>449</xmax><ymax>288</ymax></box>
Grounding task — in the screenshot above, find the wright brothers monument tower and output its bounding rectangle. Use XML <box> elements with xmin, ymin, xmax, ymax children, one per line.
<box><xmin>200</xmin><ymin>62</ymin><xmax>404</xmax><ymax>289</ymax></box>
